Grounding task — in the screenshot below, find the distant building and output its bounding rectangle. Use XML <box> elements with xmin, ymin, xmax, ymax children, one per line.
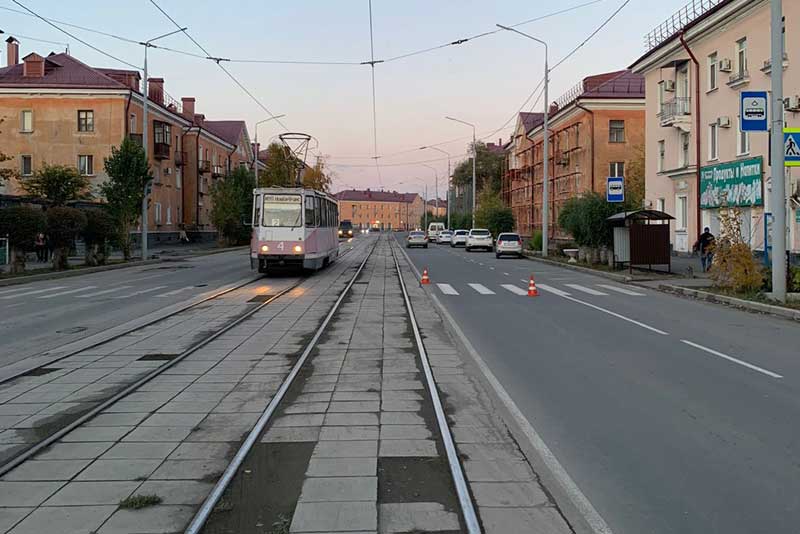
<box><xmin>335</xmin><ymin>189</ymin><xmax>424</xmax><ymax>230</ymax></box>
<box><xmin>426</xmin><ymin>199</ymin><xmax>447</xmax><ymax>218</ymax></box>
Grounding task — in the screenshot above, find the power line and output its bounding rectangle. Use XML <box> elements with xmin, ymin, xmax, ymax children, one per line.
<box><xmin>10</xmin><ymin>0</ymin><xmax>140</xmax><ymax>69</ymax></box>
<box><xmin>0</xmin><ymin>5</ymin><xmax>140</xmax><ymax>45</ymax></box>
<box><xmin>366</xmin><ymin>0</ymin><xmax>382</xmax><ymax>186</ymax></box>
<box><xmin>3</xmin><ymin>32</ymin><xmax>69</xmax><ymax>49</ymax></box>
<box><xmin>552</xmin><ymin>0</ymin><xmax>631</xmax><ymax>70</ymax></box>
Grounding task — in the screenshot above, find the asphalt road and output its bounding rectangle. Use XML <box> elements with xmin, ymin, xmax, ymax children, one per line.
<box><xmin>401</xmin><ymin>236</ymin><xmax>800</xmax><ymax>534</ymax></box>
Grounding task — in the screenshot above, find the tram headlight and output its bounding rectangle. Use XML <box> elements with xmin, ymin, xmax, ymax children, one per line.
<box><xmin>293</xmin><ymin>245</ymin><xmax>303</xmax><ymax>253</ymax></box>
<box><xmin>260</xmin><ymin>245</ymin><xmax>269</xmax><ymax>253</ymax></box>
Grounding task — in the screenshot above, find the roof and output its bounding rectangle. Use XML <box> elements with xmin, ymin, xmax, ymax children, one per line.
<box><xmin>581</xmin><ymin>70</ymin><xmax>645</xmax><ymax>99</ymax></box>
<box><xmin>204</xmin><ymin>120</ymin><xmax>246</xmax><ymax>146</ymax></box>
<box><xmin>606</xmin><ymin>209</ymin><xmax>675</xmax><ymax>224</ymax></box>
<box><xmin>519</xmin><ymin>112</ymin><xmax>544</xmax><ymax>133</ymax></box>
<box><xmin>486</xmin><ymin>142</ymin><xmax>505</xmax><ymax>155</ymax></box>
<box><xmin>335</xmin><ymin>189</ymin><xmax>420</xmax><ymax>203</ymax></box>
<box><xmin>0</xmin><ymin>53</ymin><xmax>130</xmax><ymax>90</ymax></box>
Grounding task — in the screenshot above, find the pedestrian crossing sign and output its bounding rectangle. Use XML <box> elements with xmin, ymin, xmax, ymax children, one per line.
<box><xmin>784</xmin><ymin>128</ymin><xmax>800</xmax><ymax>166</ymax></box>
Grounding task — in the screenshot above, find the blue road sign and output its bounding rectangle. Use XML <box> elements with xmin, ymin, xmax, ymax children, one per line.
<box><xmin>741</xmin><ymin>91</ymin><xmax>768</xmax><ymax>132</ymax></box>
<box><xmin>784</xmin><ymin>128</ymin><xmax>800</xmax><ymax>166</ymax></box>
<box><xmin>606</xmin><ymin>176</ymin><xmax>624</xmax><ymax>203</ymax></box>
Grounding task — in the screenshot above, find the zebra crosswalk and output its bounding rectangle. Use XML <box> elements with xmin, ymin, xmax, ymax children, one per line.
<box><xmin>0</xmin><ymin>283</ymin><xmax>203</xmax><ymax>303</ymax></box>
<box><xmin>431</xmin><ymin>281</ymin><xmax>647</xmax><ymax>298</ymax></box>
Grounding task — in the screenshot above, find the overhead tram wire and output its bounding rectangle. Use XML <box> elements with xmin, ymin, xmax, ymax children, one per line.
<box><xmin>366</xmin><ymin>0</ymin><xmax>383</xmax><ymax>187</ymax></box>
<box><xmin>1</xmin><ymin>5</ymin><xmax>140</xmax><ymax>44</ymax></box>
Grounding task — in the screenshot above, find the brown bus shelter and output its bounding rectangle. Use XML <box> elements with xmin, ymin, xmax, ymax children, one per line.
<box><xmin>606</xmin><ymin>209</ymin><xmax>675</xmax><ymax>273</ymax></box>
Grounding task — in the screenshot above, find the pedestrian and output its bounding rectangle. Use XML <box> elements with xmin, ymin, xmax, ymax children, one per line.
<box><xmin>43</xmin><ymin>233</ymin><xmax>52</xmax><ymax>263</ymax></box>
<box><xmin>35</xmin><ymin>233</ymin><xmax>45</xmax><ymax>262</ymax></box>
<box><xmin>695</xmin><ymin>227</ymin><xmax>715</xmax><ymax>273</ymax></box>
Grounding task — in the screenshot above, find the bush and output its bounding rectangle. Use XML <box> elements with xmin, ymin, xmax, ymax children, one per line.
<box><xmin>529</xmin><ymin>230</ymin><xmax>543</xmax><ymax>251</ymax></box>
<box><xmin>210</xmin><ymin>167</ymin><xmax>254</xmax><ymax>246</ymax></box>
<box><xmin>792</xmin><ymin>266</ymin><xmax>800</xmax><ymax>292</ymax></box>
<box><xmin>82</xmin><ymin>209</ymin><xmax>115</xmax><ymax>266</ymax></box>
<box><xmin>709</xmin><ymin>206</ymin><xmax>763</xmax><ymax>293</ymax></box>
<box><xmin>20</xmin><ymin>163</ymin><xmax>90</xmax><ymax>205</ymax></box>
<box><xmin>47</xmin><ymin>207</ymin><xmax>87</xmax><ymax>270</ymax></box>
<box><xmin>0</xmin><ymin>206</ymin><xmax>46</xmax><ymax>273</ymax></box>
<box><xmin>475</xmin><ymin>191</ymin><xmax>514</xmax><ymax>237</ymax></box>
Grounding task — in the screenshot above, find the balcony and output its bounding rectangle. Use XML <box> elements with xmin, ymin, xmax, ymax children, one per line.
<box><xmin>174</xmin><ymin>151</ymin><xmax>186</xmax><ymax>167</ymax></box>
<box><xmin>727</xmin><ymin>69</ymin><xmax>750</xmax><ymax>88</ymax></box>
<box><xmin>128</xmin><ymin>133</ymin><xmax>143</xmax><ymax>146</ymax></box>
<box><xmin>212</xmin><ymin>165</ymin><xmax>224</xmax><ymax>178</ymax></box>
<box><xmin>658</xmin><ymin>97</ymin><xmax>691</xmax><ymax>128</ymax></box>
<box><xmin>761</xmin><ymin>54</ymin><xmax>789</xmax><ymax>75</ymax></box>
<box><xmin>198</xmin><ymin>160</ymin><xmax>211</xmax><ymax>174</ymax></box>
<box><xmin>153</xmin><ymin>142</ymin><xmax>170</xmax><ymax>160</ymax></box>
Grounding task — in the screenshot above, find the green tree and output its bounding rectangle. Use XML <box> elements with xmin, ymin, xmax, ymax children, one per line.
<box><xmin>82</xmin><ymin>208</ymin><xmax>115</xmax><ymax>266</ymax></box>
<box><xmin>302</xmin><ymin>159</ymin><xmax>332</xmax><ymax>191</ymax></box>
<box><xmin>0</xmin><ymin>206</ymin><xmax>46</xmax><ymax>274</ymax></box>
<box><xmin>452</xmin><ymin>142</ymin><xmax>505</xmax><ymax>194</ymax></box>
<box><xmin>46</xmin><ymin>207</ymin><xmax>87</xmax><ymax>270</ymax></box>
<box><xmin>0</xmin><ymin>118</ymin><xmax>16</xmax><ymax>184</ymax></box>
<box><xmin>101</xmin><ymin>137</ymin><xmax>152</xmax><ymax>260</ymax></box>
<box><xmin>259</xmin><ymin>143</ymin><xmax>298</xmax><ymax>187</ymax></box>
<box><xmin>211</xmin><ymin>166</ymin><xmax>254</xmax><ymax>246</ymax></box>
<box><xmin>558</xmin><ymin>193</ymin><xmax>622</xmax><ymax>250</ymax></box>
<box><xmin>475</xmin><ymin>190</ymin><xmax>514</xmax><ymax>237</ymax></box>
<box><xmin>20</xmin><ymin>163</ymin><xmax>90</xmax><ymax>205</ymax></box>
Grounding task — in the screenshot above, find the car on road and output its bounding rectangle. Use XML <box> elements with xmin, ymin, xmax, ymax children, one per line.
<box><xmin>451</xmin><ymin>229</ymin><xmax>468</xmax><ymax>247</ymax></box>
<box><xmin>466</xmin><ymin>229</ymin><xmax>493</xmax><ymax>252</ymax></box>
<box><xmin>338</xmin><ymin>220</ymin><xmax>354</xmax><ymax>239</ymax></box>
<box><xmin>406</xmin><ymin>230</ymin><xmax>428</xmax><ymax>248</ymax></box>
<box><xmin>495</xmin><ymin>232</ymin><xmax>523</xmax><ymax>258</ymax></box>
<box><xmin>437</xmin><ymin>230</ymin><xmax>453</xmax><ymax>245</ymax></box>
<box><xmin>427</xmin><ymin>222</ymin><xmax>445</xmax><ymax>243</ymax></box>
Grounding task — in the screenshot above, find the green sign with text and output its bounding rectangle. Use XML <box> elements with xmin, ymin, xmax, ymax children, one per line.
<box><xmin>700</xmin><ymin>156</ymin><xmax>763</xmax><ymax>209</ymax></box>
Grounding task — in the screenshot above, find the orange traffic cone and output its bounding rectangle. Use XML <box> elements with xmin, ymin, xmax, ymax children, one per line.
<box><xmin>527</xmin><ymin>275</ymin><xmax>539</xmax><ymax>297</ymax></box>
<box><xmin>421</xmin><ymin>268</ymin><xmax>431</xmax><ymax>285</ymax></box>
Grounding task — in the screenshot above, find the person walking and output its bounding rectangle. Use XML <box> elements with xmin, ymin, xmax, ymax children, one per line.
<box><xmin>35</xmin><ymin>233</ymin><xmax>45</xmax><ymax>262</ymax></box>
<box><xmin>696</xmin><ymin>227</ymin><xmax>715</xmax><ymax>273</ymax></box>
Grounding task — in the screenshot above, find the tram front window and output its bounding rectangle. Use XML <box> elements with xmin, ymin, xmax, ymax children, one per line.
<box><xmin>262</xmin><ymin>194</ymin><xmax>302</xmax><ymax>227</ymax></box>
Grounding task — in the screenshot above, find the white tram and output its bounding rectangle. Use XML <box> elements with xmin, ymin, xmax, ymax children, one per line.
<box><xmin>250</xmin><ymin>188</ymin><xmax>340</xmax><ymax>273</ymax></box>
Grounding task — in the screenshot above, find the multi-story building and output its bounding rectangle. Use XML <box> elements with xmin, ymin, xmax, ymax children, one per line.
<box><xmin>335</xmin><ymin>189</ymin><xmax>424</xmax><ymax>230</ymax></box>
<box><xmin>502</xmin><ymin>112</ymin><xmax>544</xmax><ymax>236</ymax></box>
<box><xmin>631</xmin><ymin>0</ymin><xmax>800</xmax><ymax>253</ymax></box>
<box><xmin>426</xmin><ymin>199</ymin><xmax>447</xmax><ymax>218</ymax></box>
<box><xmin>502</xmin><ymin>70</ymin><xmax>645</xmax><ymax>241</ymax></box>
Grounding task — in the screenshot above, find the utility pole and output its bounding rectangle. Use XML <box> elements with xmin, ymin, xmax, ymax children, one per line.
<box><xmin>445</xmin><ymin>117</ymin><xmax>477</xmax><ymax>227</ymax></box>
<box><xmin>420</xmin><ymin>146</ymin><xmax>451</xmax><ymax>228</ymax></box>
<box><xmin>771</xmin><ymin>0</ymin><xmax>787</xmax><ymax>301</ymax></box>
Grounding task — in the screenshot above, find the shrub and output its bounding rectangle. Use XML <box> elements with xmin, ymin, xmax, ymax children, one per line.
<box><xmin>475</xmin><ymin>191</ymin><xmax>514</xmax><ymax>237</ymax></box>
<box><xmin>529</xmin><ymin>230</ymin><xmax>543</xmax><ymax>251</ymax></box>
<box><xmin>210</xmin><ymin>166</ymin><xmax>254</xmax><ymax>246</ymax></box>
<box><xmin>0</xmin><ymin>206</ymin><xmax>46</xmax><ymax>274</ymax></box>
<box><xmin>82</xmin><ymin>209</ymin><xmax>115</xmax><ymax>266</ymax></box>
<box><xmin>558</xmin><ymin>193</ymin><xmax>620</xmax><ymax>250</ymax></box>
<box><xmin>790</xmin><ymin>265</ymin><xmax>800</xmax><ymax>292</ymax></box>
<box><xmin>709</xmin><ymin>206</ymin><xmax>763</xmax><ymax>292</ymax></box>
<box><xmin>46</xmin><ymin>207</ymin><xmax>87</xmax><ymax>270</ymax></box>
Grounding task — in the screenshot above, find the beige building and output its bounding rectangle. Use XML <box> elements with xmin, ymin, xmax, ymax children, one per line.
<box><xmin>631</xmin><ymin>0</ymin><xmax>800</xmax><ymax>253</ymax></box>
<box><xmin>335</xmin><ymin>189</ymin><xmax>424</xmax><ymax>231</ymax></box>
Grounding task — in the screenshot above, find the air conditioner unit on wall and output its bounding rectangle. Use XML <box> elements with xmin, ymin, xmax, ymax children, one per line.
<box><xmin>663</xmin><ymin>80</ymin><xmax>676</xmax><ymax>92</ymax></box>
<box><xmin>717</xmin><ymin>116</ymin><xmax>731</xmax><ymax>128</ymax></box>
<box><xmin>785</xmin><ymin>95</ymin><xmax>800</xmax><ymax>112</ymax></box>
<box><xmin>718</xmin><ymin>58</ymin><xmax>733</xmax><ymax>72</ymax></box>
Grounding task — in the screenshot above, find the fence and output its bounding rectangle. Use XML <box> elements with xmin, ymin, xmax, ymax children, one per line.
<box><xmin>644</xmin><ymin>0</ymin><xmax>726</xmax><ymax>51</ymax></box>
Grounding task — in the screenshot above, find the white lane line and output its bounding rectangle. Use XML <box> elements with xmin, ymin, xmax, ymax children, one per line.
<box><xmin>157</xmin><ymin>286</ymin><xmax>196</xmax><ymax>298</ymax></box>
<box><xmin>0</xmin><ymin>286</ymin><xmax>36</xmax><ymax>296</ymax></box>
<box><xmin>37</xmin><ymin>286</ymin><xmax>97</xmax><ymax>299</ymax></box>
<box><xmin>489</xmin><ymin>267</ymin><xmax>495</xmax><ymax>270</ymax></box>
<box><xmin>503</xmin><ymin>272</ymin><xmax>510</xmax><ymax>276</ymax></box>
<box><xmin>681</xmin><ymin>340</ymin><xmax>783</xmax><ymax>379</ymax></box>
<box><xmin>0</xmin><ymin>286</ymin><xmax>67</xmax><ymax>299</ymax></box>
<box><xmin>597</xmin><ymin>284</ymin><xmax>646</xmax><ymax>296</ymax></box>
<box><xmin>468</xmin><ymin>283</ymin><xmax>495</xmax><ymax>295</ymax></box>
<box><xmin>113</xmin><ymin>286</ymin><xmax>168</xmax><ymax>299</ymax></box>
<box><xmin>565</xmin><ymin>284</ymin><xmax>609</xmax><ymax>296</ymax></box>
<box><xmin>76</xmin><ymin>285</ymin><xmax>132</xmax><ymax>298</ymax></box>
<box><xmin>501</xmin><ymin>284</ymin><xmax>528</xmax><ymax>296</ymax></box>
<box><xmin>535</xmin><ymin>283</ymin><xmax>572</xmax><ymax>297</ymax></box>
<box><xmin>436</xmin><ymin>283</ymin><xmax>459</xmax><ymax>296</ymax></box>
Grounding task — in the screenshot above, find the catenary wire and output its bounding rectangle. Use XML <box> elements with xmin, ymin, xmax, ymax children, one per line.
<box><xmin>367</xmin><ymin>0</ymin><xmax>383</xmax><ymax>186</ymax></box>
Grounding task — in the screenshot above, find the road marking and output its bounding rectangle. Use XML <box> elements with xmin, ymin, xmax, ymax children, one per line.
<box><xmin>0</xmin><ymin>286</ymin><xmax>35</xmax><ymax>296</ymax></box>
<box><xmin>501</xmin><ymin>284</ymin><xmax>528</xmax><ymax>296</ymax></box>
<box><xmin>468</xmin><ymin>283</ymin><xmax>495</xmax><ymax>295</ymax></box>
<box><xmin>565</xmin><ymin>296</ymin><xmax>668</xmax><ymax>335</ymax></box>
<box><xmin>37</xmin><ymin>286</ymin><xmax>98</xmax><ymax>299</ymax></box>
<box><xmin>114</xmin><ymin>286</ymin><xmax>168</xmax><ymax>299</ymax></box>
<box><xmin>77</xmin><ymin>285</ymin><xmax>132</xmax><ymax>298</ymax></box>
<box><xmin>157</xmin><ymin>286</ymin><xmax>196</xmax><ymax>298</ymax></box>
<box><xmin>597</xmin><ymin>284</ymin><xmax>646</xmax><ymax>296</ymax></box>
<box><xmin>565</xmin><ymin>284</ymin><xmax>608</xmax><ymax>296</ymax></box>
<box><xmin>489</xmin><ymin>266</ymin><xmax>495</xmax><ymax>270</ymax></box>
<box><xmin>535</xmin><ymin>283</ymin><xmax>572</xmax><ymax>297</ymax></box>
<box><xmin>503</xmin><ymin>272</ymin><xmax>510</xmax><ymax>276</ymax></box>
<box><xmin>436</xmin><ymin>283</ymin><xmax>459</xmax><ymax>295</ymax></box>
<box><xmin>0</xmin><ymin>286</ymin><xmax>67</xmax><ymax>299</ymax></box>
<box><xmin>681</xmin><ymin>340</ymin><xmax>783</xmax><ymax>379</ymax></box>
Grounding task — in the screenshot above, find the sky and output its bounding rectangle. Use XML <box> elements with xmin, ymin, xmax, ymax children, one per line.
<box><xmin>3</xmin><ymin>0</ymin><xmax>693</xmax><ymax>196</ymax></box>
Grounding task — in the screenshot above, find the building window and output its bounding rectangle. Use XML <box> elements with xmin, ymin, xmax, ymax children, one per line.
<box><xmin>657</xmin><ymin>198</ymin><xmax>665</xmax><ymax>212</ymax></box>
<box><xmin>21</xmin><ymin>155</ymin><xmax>33</xmax><ymax>176</ymax></box>
<box><xmin>609</xmin><ymin>120</ymin><xmax>625</xmax><ymax>143</ymax></box>
<box><xmin>153</xmin><ymin>121</ymin><xmax>171</xmax><ymax>145</ymax></box>
<box><xmin>737</xmin><ymin>121</ymin><xmax>750</xmax><ymax>155</ymax></box>
<box><xmin>130</xmin><ymin>114</ymin><xmax>136</xmax><ymax>134</ymax></box>
<box><xmin>78</xmin><ymin>155</ymin><xmax>94</xmax><ymax>176</ymax></box>
<box><xmin>708</xmin><ymin>52</ymin><xmax>718</xmax><ymax>91</ymax></box>
<box><xmin>736</xmin><ymin>37</ymin><xmax>747</xmax><ymax>77</ymax></box>
<box><xmin>658</xmin><ymin>81</ymin><xmax>665</xmax><ymax>108</ymax></box>
<box><xmin>708</xmin><ymin>123</ymin><xmax>719</xmax><ymax>160</ymax></box>
<box><xmin>658</xmin><ymin>140</ymin><xmax>666</xmax><ymax>172</ymax></box>
<box><xmin>176</xmin><ymin>170</ymin><xmax>182</xmax><ymax>190</ymax></box>
<box><xmin>680</xmin><ymin>132</ymin><xmax>691</xmax><ymax>167</ymax></box>
<box><xmin>20</xmin><ymin>110</ymin><xmax>33</xmax><ymax>132</ymax></box>
<box><xmin>166</xmin><ymin>206</ymin><xmax>172</xmax><ymax>225</ymax></box>
<box><xmin>676</xmin><ymin>195</ymin><xmax>688</xmax><ymax>230</ymax></box>
<box><xmin>154</xmin><ymin>202</ymin><xmax>162</xmax><ymax>225</ymax></box>
<box><xmin>609</xmin><ymin>162</ymin><xmax>625</xmax><ymax>177</ymax></box>
<box><xmin>77</xmin><ymin>110</ymin><xmax>94</xmax><ymax>132</ymax></box>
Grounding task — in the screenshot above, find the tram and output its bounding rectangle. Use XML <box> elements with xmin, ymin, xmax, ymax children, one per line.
<box><xmin>250</xmin><ymin>187</ymin><xmax>340</xmax><ymax>273</ymax></box>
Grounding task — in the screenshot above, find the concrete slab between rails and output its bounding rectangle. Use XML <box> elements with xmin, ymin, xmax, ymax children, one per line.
<box><xmin>653</xmin><ymin>283</ymin><xmax>800</xmax><ymax>322</ymax></box>
<box><xmin>0</xmin><ymin>276</ymin><xmax>258</xmax><ymax>383</ymax></box>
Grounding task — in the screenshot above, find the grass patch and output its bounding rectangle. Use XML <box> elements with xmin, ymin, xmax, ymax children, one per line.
<box><xmin>702</xmin><ymin>287</ymin><xmax>800</xmax><ymax>311</ymax></box>
<box><xmin>119</xmin><ymin>494</ymin><xmax>162</xmax><ymax>509</ymax></box>
<box><xmin>270</xmin><ymin>513</ymin><xmax>292</xmax><ymax>534</ymax></box>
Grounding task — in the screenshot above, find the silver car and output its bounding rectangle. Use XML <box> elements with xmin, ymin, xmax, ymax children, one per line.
<box><xmin>406</xmin><ymin>231</ymin><xmax>428</xmax><ymax>248</ymax></box>
<box><xmin>465</xmin><ymin>229</ymin><xmax>493</xmax><ymax>252</ymax></box>
<box><xmin>495</xmin><ymin>232</ymin><xmax>523</xmax><ymax>258</ymax></box>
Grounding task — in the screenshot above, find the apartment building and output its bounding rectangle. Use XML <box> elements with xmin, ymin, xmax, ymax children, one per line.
<box><xmin>335</xmin><ymin>189</ymin><xmax>424</xmax><ymax>231</ymax></box>
<box><xmin>631</xmin><ymin>0</ymin><xmax>800</xmax><ymax>253</ymax></box>
<box><xmin>502</xmin><ymin>70</ymin><xmax>645</xmax><ymax>240</ymax></box>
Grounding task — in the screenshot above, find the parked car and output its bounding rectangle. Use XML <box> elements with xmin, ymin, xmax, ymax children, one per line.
<box><xmin>451</xmin><ymin>229</ymin><xmax>468</xmax><ymax>247</ymax></box>
<box><xmin>466</xmin><ymin>229</ymin><xmax>493</xmax><ymax>252</ymax></box>
<box><xmin>406</xmin><ymin>230</ymin><xmax>428</xmax><ymax>248</ymax></box>
<box><xmin>427</xmin><ymin>222</ymin><xmax>445</xmax><ymax>243</ymax></box>
<box><xmin>437</xmin><ymin>230</ymin><xmax>453</xmax><ymax>245</ymax></box>
<box><xmin>495</xmin><ymin>232</ymin><xmax>523</xmax><ymax>258</ymax></box>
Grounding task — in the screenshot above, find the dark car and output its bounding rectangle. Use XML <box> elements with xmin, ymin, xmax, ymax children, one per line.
<box><xmin>338</xmin><ymin>220</ymin><xmax>354</xmax><ymax>238</ymax></box>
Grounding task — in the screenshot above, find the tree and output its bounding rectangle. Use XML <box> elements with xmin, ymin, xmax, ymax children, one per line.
<box><xmin>82</xmin><ymin>208</ymin><xmax>115</xmax><ymax>266</ymax></box>
<box><xmin>0</xmin><ymin>118</ymin><xmax>16</xmax><ymax>184</ymax></box>
<box><xmin>452</xmin><ymin>142</ymin><xmax>504</xmax><ymax>194</ymax></box>
<box><xmin>0</xmin><ymin>206</ymin><xmax>46</xmax><ymax>274</ymax></box>
<box><xmin>709</xmin><ymin>205</ymin><xmax>763</xmax><ymax>292</ymax></box>
<box><xmin>102</xmin><ymin>137</ymin><xmax>152</xmax><ymax>260</ymax></box>
<box><xmin>211</xmin><ymin>166</ymin><xmax>254</xmax><ymax>246</ymax></box>
<box><xmin>20</xmin><ymin>164</ymin><xmax>90</xmax><ymax>205</ymax></box>
<box><xmin>626</xmin><ymin>144</ymin><xmax>646</xmax><ymax>208</ymax></box>
<box><xmin>558</xmin><ymin>193</ymin><xmax>621</xmax><ymax>249</ymax></box>
<box><xmin>46</xmin><ymin>207</ymin><xmax>87</xmax><ymax>270</ymax></box>
<box><xmin>475</xmin><ymin>190</ymin><xmax>514</xmax><ymax>237</ymax></box>
<box><xmin>302</xmin><ymin>159</ymin><xmax>332</xmax><ymax>192</ymax></box>
<box><xmin>259</xmin><ymin>143</ymin><xmax>298</xmax><ymax>187</ymax></box>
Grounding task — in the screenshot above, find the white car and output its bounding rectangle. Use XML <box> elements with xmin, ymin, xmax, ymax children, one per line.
<box><xmin>466</xmin><ymin>229</ymin><xmax>493</xmax><ymax>252</ymax></box>
<box><xmin>427</xmin><ymin>222</ymin><xmax>445</xmax><ymax>243</ymax></box>
<box><xmin>406</xmin><ymin>230</ymin><xmax>428</xmax><ymax>248</ymax></box>
<box><xmin>451</xmin><ymin>229</ymin><xmax>468</xmax><ymax>247</ymax></box>
<box><xmin>495</xmin><ymin>232</ymin><xmax>523</xmax><ymax>258</ymax></box>
<box><xmin>437</xmin><ymin>230</ymin><xmax>453</xmax><ymax>244</ymax></box>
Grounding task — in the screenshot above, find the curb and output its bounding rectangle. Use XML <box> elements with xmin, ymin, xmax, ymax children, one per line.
<box><xmin>521</xmin><ymin>252</ymin><xmax>637</xmax><ymax>283</ymax></box>
<box><xmin>657</xmin><ymin>283</ymin><xmax>800</xmax><ymax>322</ymax></box>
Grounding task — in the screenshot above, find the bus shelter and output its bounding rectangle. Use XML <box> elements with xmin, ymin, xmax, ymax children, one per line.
<box><xmin>607</xmin><ymin>209</ymin><xmax>674</xmax><ymax>273</ymax></box>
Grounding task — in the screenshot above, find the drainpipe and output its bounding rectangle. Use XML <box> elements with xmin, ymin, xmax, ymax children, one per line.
<box><xmin>575</xmin><ymin>103</ymin><xmax>595</xmax><ymax>193</ymax></box>
<box><xmin>124</xmin><ymin>92</ymin><xmax>132</xmax><ymax>136</ymax></box>
<box><xmin>680</xmin><ymin>31</ymin><xmax>702</xmax><ymax>242</ymax></box>
<box><xmin>195</xmin><ymin>131</ymin><xmax>201</xmax><ymax>227</ymax></box>
<box><xmin>180</xmin><ymin>128</ymin><xmax>189</xmax><ymax>226</ymax></box>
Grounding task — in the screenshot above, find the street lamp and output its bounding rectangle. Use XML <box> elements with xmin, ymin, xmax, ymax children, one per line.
<box><xmin>445</xmin><ymin>116</ymin><xmax>477</xmax><ymax>227</ymax></box>
<box><xmin>420</xmin><ymin>146</ymin><xmax>451</xmax><ymax>228</ymax></box>
<box><xmin>496</xmin><ymin>24</ymin><xmax>549</xmax><ymax>257</ymax></box>
<box><xmin>253</xmin><ymin>114</ymin><xmax>287</xmax><ymax>187</ymax></box>
<box><xmin>138</xmin><ymin>27</ymin><xmax>186</xmax><ymax>262</ymax></box>
<box><xmin>420</xmin><ymin>163</ymin><xmax>439</xmax><ymax>221</ymax></box>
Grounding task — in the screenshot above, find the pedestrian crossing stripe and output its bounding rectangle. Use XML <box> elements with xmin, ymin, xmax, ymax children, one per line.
<box><xmin>468</xmin><ymin>283</ymin><xmax>495</xmax><ymax>295</ymax></box>
<box><xmin>597</xmin><ymin>284</ymin><xmax>645</xmax><ymax>296</ymax></box>
<box><xmin>535</xmin><ymin>283</ymin><xmax>571</xmax><ymax>297</ymax></box>
<box><xmin>501</xmin><ymin>284</ymin><xmax>528</xmax><ymax>296</ymax></box>
<box><xmin>565</xmin><ymin>284</ymin><xmax>608</xmax><ymax>296</ymax></box>
<box><xmin>37</xmin><ymin>286</ymin><xmax>97</xmax><ymax>299</ymax></box>
<box><xmin>76</xmin><ymin>286</ymin><xmax>133</xmax><ymax>298</ymax></box>
<box><xmin>436</xmin><ymin>283</ymin><xmax>459</xmax><ymax>295</ymax></box>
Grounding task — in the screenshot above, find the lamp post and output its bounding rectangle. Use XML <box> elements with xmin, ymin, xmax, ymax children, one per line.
<box><xmin>421</xmin><ymin>163</ymin><xmax>439</xmax><ymax>220</ymax></box>
<box><xmin>253</xmin><ymin>114</ymin><xmax>287</xmax><ymax>187</ymax></box>
<box><xmin>421</xmin><ymin>146</ymin><xmax>451</xmax><ymax>228</ymax></box>
<box><xmin>138</xmin><ymin>27</ymin><xmax>186</xmax><ymax>261</ymax></box>
<box><xmin>496</xmin><ymin>24</ymin><xmax>549</xmax><ymax>256</ymax></box>
<box><xmin>445</xmin><ymin>116</ymin><xmax>477</xmax><ymax>227</ymax></box>
<box><xmin>770</xmin><ymin>0</ymin><xmax>787</xmax><ymax>302</ymax></box>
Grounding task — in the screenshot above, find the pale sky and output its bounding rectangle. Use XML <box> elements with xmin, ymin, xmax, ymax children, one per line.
<box><xmin>3</xmin><ymin>0</ymin><xmax>692</xmax><ymax>196</ymax></box>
